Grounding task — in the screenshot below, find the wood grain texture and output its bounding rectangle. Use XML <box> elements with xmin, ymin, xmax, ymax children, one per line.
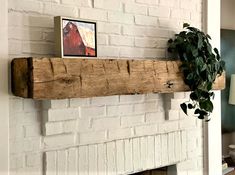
<box><xmin>11</xmin><ymin>57</ymin><xmax>226</xmax><ymax>99</ymax></box>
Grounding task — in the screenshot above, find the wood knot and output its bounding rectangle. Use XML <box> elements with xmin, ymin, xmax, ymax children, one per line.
<box><xmin>166</xmin><ymin>81</ymin><xmax>174</xmax><ymax>88</ymax></box>
<box><xmin>60</xmin><ymin>77</ymin><xmax>76</xmax><ymax>84</ymax></box>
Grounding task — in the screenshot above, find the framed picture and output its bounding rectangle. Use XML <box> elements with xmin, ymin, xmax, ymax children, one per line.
<box><xmin>54</xmin><ymin>16</ymin><xmax>97</xmax><ymax>58</ymax></box>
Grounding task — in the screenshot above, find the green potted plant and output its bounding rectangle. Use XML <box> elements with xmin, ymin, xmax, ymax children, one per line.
<box><xmin>168</xmin><ymin>23</ymin><xmax>225</xmax><ymax>120</ymax></box>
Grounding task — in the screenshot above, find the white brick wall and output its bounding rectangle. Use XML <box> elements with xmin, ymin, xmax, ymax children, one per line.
<box><xmin>9</xmin><ymin>0</ymin><xmax>203</xmax><ymax>175</ymax></box>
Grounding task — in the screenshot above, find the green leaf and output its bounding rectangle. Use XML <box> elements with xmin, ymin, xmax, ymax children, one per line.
<box><xmin>180</xmin><ymin>103</ymin><xmax>188</xmax><ymax>115</ymax></box>
<box><xmin>168</xmin><ymin>39</ymin><xmax>173</xmax><ymax>43</ymax></box>
<box><xmin>167</xmin><ymin>22</ymin><xmax>225</xmax><ymax>121</ymax></box>
<box><xmin>197</xmin><ymin>33</ymin><xmax>203</xmax><ymax>49</ymax></box>
<box><xmin>183</xmin><ymin>23</ymin><xmax>190</xmax><ymax>28</ymax></box>
<box><xmin>190</xmin><ymin>92</ymin><xmax>198</xmax><ymax>100</ymax></box>
<box><xmin>199</xmin><ymin>100</ymin><xmax>213</xmax><ymax>112</ymax></box>
<box><xmin>188</xmin><ymin>103</ymin><xmax>194</xmax><ymax>109</ymax></box>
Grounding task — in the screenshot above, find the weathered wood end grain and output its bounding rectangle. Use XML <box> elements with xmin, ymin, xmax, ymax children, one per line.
<box><xmin>11</xmin><ymin>57</ymin><xmax>226</xmax><ymax>99</ymax></box>
<box><xmin>11</xmin><ymin>58</ymin><xmax>30</xmax><ymax>98</ymax></box>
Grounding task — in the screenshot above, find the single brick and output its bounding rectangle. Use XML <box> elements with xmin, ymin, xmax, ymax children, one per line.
<box><xmin>108</xmin><ymin>11</ymin><xmax>134</xmax><ymax>24</ymax></box>
<box><xmin>80</xmin><ymin>8</ymin><xmax>107</xmax><ymax>21</ymax></box>
<box><xmin>124</xmin><ymin>3</ymin><xmax>147</xmax><ymax>15</ymax></box>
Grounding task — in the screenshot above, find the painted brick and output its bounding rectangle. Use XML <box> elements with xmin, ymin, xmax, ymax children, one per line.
<box><xmin>159</xmin><ymin>121</ymin><xmax>179</xmax><ymax>133</ymax></box>
<box><xmin>106</xmin><ymin>142</ymin><xmax>117</xmax><ymax>174</ymax></box>
<box><xmin>123</xmin><ymin>25</ymin><xmax>169</xmax><ymax>37</ymax></box>
<box><xmin>57</xmin><ymin>150</ymin><xmax>66</xmax><ymax>175</ymax></box>
<box><xmin>135</xmin><ymin>37</ymin><xmax>157</xmax><ymax>48</ymax></box>
<box><xmin>167</xmin><ymin>110</ymin><xmax>180</xmax><ymax>120</ymax></box>
<box><xmin>43</xmin><ymin>134</ymin><xmax>75</xmax><ymax>148</ymax></box>
<box><xmin>94</xmin><ymin>0</ymin><xmax>122</xmax><ymax>11</ymax></box>
<box><xmin>136</xmin><ymin>0</ymin><xmax>158</xmax><ymax>5</ymax></box>
<box><xmin>8</xmin><ymin>12</ymin><xmax>23</xmax><ymax>27</ymax></box>
<box><xmin>43</xmin><ymin>3</ymin><xmax>78</xmax><ymax>17</ymax></box>
<box><xmin>120</xmin><ymin>47</ymin><xmax>165</xmax><ymax>58</ymax></box>
<box><xmin>145</xmin><ymin>112</ymin><xmax>165</xmax><ymax>123</ymax></box>
<box><xmin>97</xmin><ymin>143</ymin><xmax>107</xmax><ymax>175</ymax></box>
<box><xmin>180</xmin><ymin>0</ymin><xmax>197</xmax><ymax>10</ymax></box>
<box><xmin>175</xmin><ymin>131</ymin><xmax>182</xmax><ymax>161</ymax></box>
<box><xmin>78</xmin><ymin>146</ymin><xmax>89</xmax><ymax>175</ymax></box>
<box><xmin>124</xmin><ymin>3</ymin><xmax>147</xmax><ymax>15</ymax></box>
<box><xmin>42</xmin><ymin>100</ymin><xmax>69</xmax><ymax>109</ymax></box>
<box><xmin>133</xmin><ymin>102</ymin><xmax>158</xmax><ymax>113</ymax></box>
<box><xmin>120</xmin><ymin>95</ymin><xmax>144</xmax><ymax>103</ymax></box>
<box><xmin>23</xmin><ymin>15</ymin><xmax>53</xmax><ymax>28</ymax></box>
<box><xmin>91</xmin><ymin>96</ymin><xmax>119</xmax><ymax>105</ymax></box>
<box><xmin>9</xmin><ymin>40</ymin><xmax>22</xmax><ymax>55</ymax></box>
<box><xmin>135</xmin><ymin>15</ymin><xmax>158</xmax><ymax>26</ymax></box>
<box><xmin>23</xmin><ymin>112</ymin><xmax>41</xmax><ymax>124</ymax></box>
<box><xmin>23</xmin><ymin>138</ymin><xmax>41</xmax><ymax>152</ymax></box>
<box><xmin>24</xmin><ymin>124</ymin><xmax>41</xmax><ymax>137</ymax></box>
<box><xmin>135</xmin><ymin>124</ymin><xmax>158</xmax><ymax>136</ymax></box>
<box><xmin>10</xmin><ymin>97</ymin><xmax>23</xmax><ymax>112</ymax></box>
<box><xmin>10</xmin><ymin>154</ymin><xmax>24</xmax><ymax>169</ymax></box>
<box><xmin>22</xmin><ymin>42</ymin><xmax>54</xmax><ymax>55</ymax></box>
<box><xmin>79</xmin><ymin>131</ymin><xmax>106</xmax><ymax>144</ymax></box>
<box><xmin>97</xmin><ymin>22</ymin><xmax>121</xmax><ymax>34</ymax></box>
<box><xmin>146</xmin><ymin>93</ymin><xmax>160</xmax><ymax>100</ymax></box>
<box><xmin>171</xmin><ymin>9</ymin><xmax>191</xmax><ymax>20</ymax></box>
<box><xmin>9</xmin><ymin>0</ymin><xmax>43</xmax><ymax>13</ymax></box>
<box><xmin>107</xmin><ymin>104</ymin><xmax>133</xmax><ymax>116</ymax></box>
<box><xmin>44</xmin><ymin>122</ymin><xmax>63</xmax><ymax>135</ymax></box>
<box><xmin>80</xmin><ymin>8</ymin><xmax>107</xmax><ymax>21</ymax></box>
<box><xmin>146</xmin><ymin>136</ymin><xmax>155</xmax><ymax>169</ymax></box>
<box><xmin>168</xmin><ymin>132</ymin><xmax>176</xmax><ymax>163</ymax></box>
<box><xmin>108</xmin><ymin>128</ymin><xmax>133</xmax><ymax>140</ymax></box>
<box><xmin>108</xmin><ymin>12</ymin><xmax>134</xmax><ymax>24</ymax></box>
<box><xmin>170</xmin><ymin>99</ymin><xmax>185</xmax><ymax>110</ymax></box>
<box><xmin>45</xmin><ymin>151</ymin><xmax>56</xmax><ymax>175</ymax></box>
<box><xmin>9</xmin><ymin>27</ymin><xmax>42</xmax><ymax>41</ymax></box>
<box><xmin>46</xmin><ymin>108</ymin><xmax>79</xmax><ymax>122</ymax></box>
<box><xmin>97</xmin><ymin>45</ymin><xmax>120</xmax><ymax>57</ymax></box>
<box><xmin>181</xmin><ymin>131</ymin><xmax>187</xmax><ymax>160</ymax></box>
<box><xmin>121</xmin><ymin>115</ymin><xmax>145</xmax><ymax>127</ymax></box>
<box><xmin>161</xmin><ymin>134</ymin><xmax>168</xmax><ymax>165</ymax></box>
<box><xmin>61</xmin><ymin>0</ymin><xmax>92</xmax><ymax>7</ymax></box>
<box><xmin>42</xmin><ymin>31</ymin><xmax>54</xmax><ymax>42</ymax></box>
<box><xmin>132</xmin><ymin>138</ymin><xmax>141</xmax><ymax>171</ymax></box>
<box><xmin>159</xmin><ymin>19</ymin><xmax>181</xmax><ymax>30</ymax></box>
<box><xmin>116</xmin><ymin>140</ymin><xmax>125</xmax><ymax>174</ymax></box>
<box><xmin>67</xmin><ymin>148</ymin><xmax>78</xmax><ymax>174</ymax></box>
<box><xmin>140</xmin><ymin>137</ymin><xmax>148</xmax><ymax>169</ymax></box>
<box><xmin>124</xmin><ymin>139</ymin><xmax>133</xmax><ymax>173</ymax></box>
<box><xmin>173</xmin><ymin>92</ymin><xmax>186</xmax><ymax>99</ymax></box>
<box><xmin>69</xmin><ymin>98</ymin><xmax>90</xmax><ymax>107</ymax></box>
<box><xmin>23</xmin><ymin>99</ymin><xmax>40</xmax><ymax>112</ymax></box>
<box><xmin>92</xmin><ymin>117</ymin><xmax>120</xmax><ymax>130</ymax></box>
<box><xmin>10</xmin><ymin>140</ymin><xmax>24</xmax><ymax>154</ymax></box>
<box><xmin>109</xmin><ymin>35</ymin><xmax>134</xmax><ymax>46</ymax></box>
<box><xmin>88</xmin><ymin>145</ymin><xmax>98</xmax><ymax>174</ymax></box>
<box><xmin>77</xmin><ymin>118</ymin><xmax>91</xmax><ymax>132</ymax></box>
<box><xmin>63</xmin><ymin>120</ymin><xmax>77</xmax><ymax>133</ymax></box>
<box><xmin>179</xmin><ymin>117</ymin><xmax>197</xmax><ymax>129</ymax></box>
<box><xmin>80</xmin><ymin>106</ymin><xmax>105</xmax><ymax>118</ymax></box>
<box><xmin>97</xmin><ymin>34</ymin><xmax>108</xmax><ymax>45</ymax></box>
<box><xmin>149</xmin><ymin>6</ymin><xmax>170</xmax><ymax>18</ymax></box>
<box><xmin>10</xmin><ymin>125</ymin><xmax>24</xmax><ymax>140</ymax></box>
<box><xmin>159</xmin><ymin>0</ymin><xmax>180</xmax><ymax>7</ymax></box>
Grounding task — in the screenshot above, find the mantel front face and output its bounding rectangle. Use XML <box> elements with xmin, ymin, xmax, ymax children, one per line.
<box><xmin>11</xmin><ymin>57</ymin><xmax>225</xmax><ymax>100</ymax></box>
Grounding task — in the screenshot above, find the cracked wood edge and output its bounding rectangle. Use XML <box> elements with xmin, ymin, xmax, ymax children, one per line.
<box><xmin>11</xmin><ymin>57</ymin><xmax>226</xmax><ymax>99</ymax></box>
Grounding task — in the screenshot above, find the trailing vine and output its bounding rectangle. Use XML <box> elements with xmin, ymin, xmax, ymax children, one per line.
<box><xmin>168</xmin><ymin>23</ymin><xmax>225</xmax><ymax>120</ymax></box>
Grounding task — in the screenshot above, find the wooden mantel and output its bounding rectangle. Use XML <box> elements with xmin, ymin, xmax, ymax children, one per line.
<box><xmin>11</xmin><ymin>57</ymin><xmax>225</xmax><ymax>100</ymax></box>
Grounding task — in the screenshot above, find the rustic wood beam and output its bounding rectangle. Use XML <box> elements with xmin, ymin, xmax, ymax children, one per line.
<box><xmin>11</xmin><ymin>57</ymin><xmax>225</xmax><ymax>99</ymax></box>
